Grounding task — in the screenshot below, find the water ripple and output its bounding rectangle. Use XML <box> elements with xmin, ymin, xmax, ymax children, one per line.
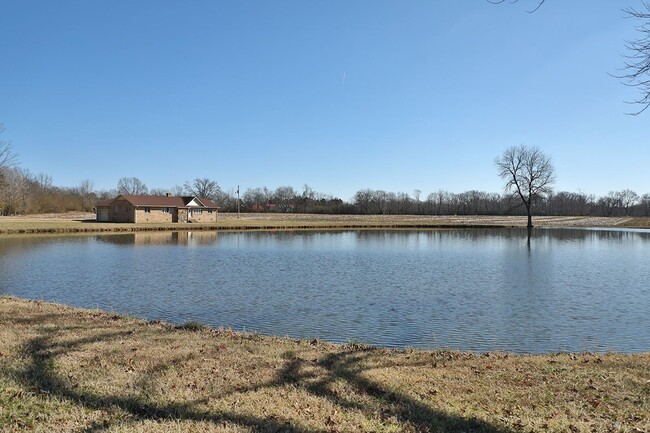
<box><xmin>1</xmin><ymin>229</ymin><xmax>649</xmax><ymax>353</ymax></box>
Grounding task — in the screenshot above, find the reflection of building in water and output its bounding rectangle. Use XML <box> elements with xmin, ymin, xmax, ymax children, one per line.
<box><xmin>135</xmin><ymin>231</ymin><xmax>218</xmax><ymax>245</ymax></box>
<box><xmin>97</xmin><ymin>231</ymin><xmax>218</xmax><ymax>246</ymax></box>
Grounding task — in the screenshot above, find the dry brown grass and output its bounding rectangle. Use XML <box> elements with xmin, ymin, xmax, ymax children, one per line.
<box><xmin>621</xmin><ymin>217</ymin><xmax>650</xmax><ymax>229</ymax></box>
<box><xmin>1</xmin><ymin>297</ymin><xmax>648</xmax><ymax>433</ymax></box>
<box><xmin>0</xmin><ymin>213</ymin><xmax>646</xmax><ymax>235</ymax></box>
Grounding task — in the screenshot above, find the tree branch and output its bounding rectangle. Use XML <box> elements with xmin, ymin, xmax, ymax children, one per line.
<box><xmin>616</xmin><ymin>2</ymin><xmax>650</xmax><ymax>115</ymax></box>
<box><xmin>487</xmin><ymin>0</ymin><xmax>545</xmax><ymax>13</ymax></box>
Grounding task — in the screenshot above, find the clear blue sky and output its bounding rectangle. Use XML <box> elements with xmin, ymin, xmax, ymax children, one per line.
<box><xmin>0</xmin><ymin>1</ymin><xmax>646</xmax><ymax>201</ymax></box>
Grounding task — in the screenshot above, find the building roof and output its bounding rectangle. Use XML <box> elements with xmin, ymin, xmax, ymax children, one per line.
<box><xmin>97</xmin><ymin>195</ymin><xmax>219</xmax><ymax>209</ymax></box>
<box><xmin>95</xmin><ymin>198</ymin><xmax>113</xmax><ymax>207</ymax></box>
<box><xmin>193</xmin><ymin>197</ymin><xmax>219</xmax><ymax>208</ymax></box>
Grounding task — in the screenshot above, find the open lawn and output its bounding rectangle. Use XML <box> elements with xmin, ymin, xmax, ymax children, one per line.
<box><xmin>1</xmin><ymin>297</ymin><xmax>648</xmax><ymax>432</ymax></box>
<box><xmin>1</xmin><ymin>213</ymin><xmax>647</xmax><ymax>235</ymax></box>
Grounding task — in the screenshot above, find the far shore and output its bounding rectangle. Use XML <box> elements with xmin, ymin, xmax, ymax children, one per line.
<box><xmin>1</xmin><ymin>212</ymin><xmax>649</xmax><ymax>235</ymax></box>
<box><xmin>1</xmin><ymin>296</ymin><xmax>649</xmax><ymax>432</ymax></box>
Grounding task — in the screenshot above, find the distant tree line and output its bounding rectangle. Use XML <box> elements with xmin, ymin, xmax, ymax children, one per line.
<box><xmin>1</xmin><ymin>126</ymin><xmax>649</xmax><ymax>218</ymax></box>
<box><xmin>0</xmin><ymin>167</ymin><xmax>98</xmax><ymax>214</ymax></box>
<box><xmin>2</xmin><ymin>125</ymin><xmax>97</xmax><ymax>214</ymax></box>
<box><xmin>2</xmin><ymin>171</ymin><xmax>650</xmax><ymax>218</ymax></box>
<box><xmin>348</xmin><ymin>188</ymin><xmax>650</xmax><ymax>218</ymax></box>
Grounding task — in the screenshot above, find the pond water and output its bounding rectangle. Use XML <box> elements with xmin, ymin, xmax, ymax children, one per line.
<box><xmin>1</xmin><ymin>228</ymin><xmax>649</xmax><ymax>354</ymax></box>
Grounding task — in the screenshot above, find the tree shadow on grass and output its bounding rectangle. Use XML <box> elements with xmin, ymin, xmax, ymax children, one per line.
<box><xmin>268</xmin><ymin>349</ymin><xmax>513</xmax><ymax>432</ymax></box>
<box><xmin>17</xmin><ymin>326</ymin><xmax>517</xmax><ymax>433</ymax></box>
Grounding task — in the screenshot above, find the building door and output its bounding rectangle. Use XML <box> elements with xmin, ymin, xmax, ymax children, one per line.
<box><xmin>97</xmin><ymin>209</ymin><xmax>109</xmax><ymax>222</ymax></box>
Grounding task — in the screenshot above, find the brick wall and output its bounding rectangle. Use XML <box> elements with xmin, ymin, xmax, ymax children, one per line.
<box><xmin>135</xmin><ymin>208</ymin><xmax>175</xmax><ymax>223</ymax></box>
<box><xmin>111</xmin><ymin>199</ymin><xmax>135</xmax><ymax>223</ymax></box>
<box><xmin>188</xmin><ymin>209</ymin><xmax>218</xmax><ymax>223</ymax></box>
<box><xmin>106</xmin><ymin>204</ymin><xmax>217</xmax><ymax>223</ymax></box>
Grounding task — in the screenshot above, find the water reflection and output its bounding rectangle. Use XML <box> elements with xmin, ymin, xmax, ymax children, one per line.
<box><xmin>1</xmin><ymin>228</ymin><xmax>649</xmax><ymax>354</ymax></box>
<box><xmin>96</xmin><ymin>231</ymin><xmax>218</xmax><ymax>246</ymax></box>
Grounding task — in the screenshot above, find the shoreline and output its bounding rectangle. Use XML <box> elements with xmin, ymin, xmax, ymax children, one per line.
<box><xmin>1</xmin><ymin>213</ymin><xmax>649</xmax><ymax>235</ymax></box>
<box><xmin>1</xmin><ymin>296</ymin><xmax>649</xmax><ymax>432</ymax></box>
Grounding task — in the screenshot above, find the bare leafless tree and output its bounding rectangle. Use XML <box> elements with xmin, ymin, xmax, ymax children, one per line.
<box><xmin>0</xmin><ymin>124</ymin><xmax>18</xmax><ymax>172</ymax></box>
<box><xmin>413</xmin><ymin>189</ymin><xmax>422</xmax><ymax>214</ymax></box>
<box><xmin>116</xmin><ymin>177</ymin><xmax>148</xmax><ymax>195</ymax></box>
<box><xmin>617</xmin><ymin>189</ymin><xmax>640</xmax><ymax>215</ymax></box>
<box><xmin>0</xmin><ymin>143</ymin><xmax>17</xmax><ymax>172</ymax></box>
<box><xmin>184</xmin><ymin>178</ymin><xmax>221</xmax><ymax>200</ymax></box>
<box><xmin>618</xmin><ymin>2</ymin><xmax>650</xmax><ymax>114</ymax></box>
<box><xmin>496</xmin><ymin>145</ymin><xmax>555</xmax><ymax>228</ymax></box>
<box><xmin>272</xmin><ymin>186</ymin><xmax>298</xmax><ymax>212</ymax></box>
<box><xmin>641</xmin><ymin>193</ymin><xmax>650</xmax><ymax>216</ymax></box>
<box><xmin>491</xmin><ymin>1</ymin><xmax>650</xmax><ymax>115</ymax></box>
<box><xmin>0</xmin><ymin>167</ymin><xmax>30</xmax><ymax>215</ymax></box>
<box><xmin>78</xmin><ymin>179</ymin><xmax>95</xmax><ymax>211</ymax></box>
<box><xmin>0</xmin><ymin>124</ymin><xmax>19</xmax><ymax>214</ymax></box>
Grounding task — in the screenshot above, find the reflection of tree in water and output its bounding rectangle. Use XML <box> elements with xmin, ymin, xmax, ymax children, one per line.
<box><xmin>0</xmin><ymin>235</ymin><xmax>94</xmax><ymax>257</ymax></box>
<box><xmin>378</xmin><ymin>228</ymin><xmax>650</xmax><ymax>244</ymax></box>
<box><xmin>2</xmin><ymin>229</ymin><xmax>648</xmax><ymax>255</ymax></box>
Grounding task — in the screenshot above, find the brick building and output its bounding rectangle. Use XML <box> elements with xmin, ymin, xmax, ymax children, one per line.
<box><xmin>95</xmin><ymin>194</ymin><xmax>219</xmax><ymax>223</ymax></box>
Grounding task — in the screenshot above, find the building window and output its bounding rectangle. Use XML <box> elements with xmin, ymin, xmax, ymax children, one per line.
<box><xmin>144</xmin><ymin>207</ymin><xmax>151</xmax><ymax>213</ymax></box>
<box><xmin>162</xmin><ymin>207</ymin><xmax>171</xmax><ymax>214</ymax></box>
<box><xmin>193</xmin><ymin>208</ymin><xmax>202</xmax><ymax>214</ymax></box>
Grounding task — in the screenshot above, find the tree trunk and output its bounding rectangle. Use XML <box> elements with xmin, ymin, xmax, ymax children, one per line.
<box><xmin>526</xmin><ymin>205</ymin><xmax>533</xmax><ymax>228</ymax></box>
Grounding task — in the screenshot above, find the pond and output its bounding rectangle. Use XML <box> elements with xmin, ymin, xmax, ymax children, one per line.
<box><xmin>1</xmin><ymin>228</ymin><xmax>649</xmax><ymax>354</ymax></box>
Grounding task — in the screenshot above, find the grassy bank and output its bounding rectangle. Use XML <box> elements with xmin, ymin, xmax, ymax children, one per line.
<box><xmin>0</xmin><ymin>213</ymin><xmax>647</xmax><ymax>235</ymax></box>
<box><xmin>1</xmin><ymin>297</ymin><xmax>648</xmax><ymax>432</ymax></box>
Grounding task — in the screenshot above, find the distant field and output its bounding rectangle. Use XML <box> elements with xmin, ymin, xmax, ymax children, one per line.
<box><xmin>0</xmin><ymin>212</ymin><xmax>647</xmax><ymax>235</ymax></box>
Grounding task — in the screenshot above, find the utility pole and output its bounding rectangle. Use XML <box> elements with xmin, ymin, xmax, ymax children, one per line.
<box><xmin>237</xmin><ymin>185</ymin><xmax>240</xmax><ymax>219</ymax></box>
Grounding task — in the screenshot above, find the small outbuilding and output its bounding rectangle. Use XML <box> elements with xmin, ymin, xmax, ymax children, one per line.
<box><xmin>95</xmin><ymin>194</ymin><xmax>219</xmax><ymax>223</ymax></box>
